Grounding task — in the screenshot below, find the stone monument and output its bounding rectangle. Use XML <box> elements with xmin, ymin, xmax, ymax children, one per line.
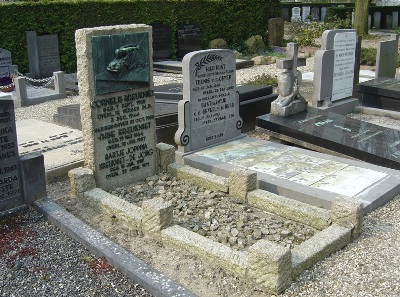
<box><xmin>75</xmin><ymin>24</ymin><xmax>157</xmax><ymax>191</ymax></box>
<box><xmin>312</xmin><ymin>29</ymin><xmax>359</xmax><ymax>112</ymax></box>
<box><xmin>174</xmin><ymin>49</ymin><xmax>243</xmax><ymax>160</ymax></box>
<box><xmin>375</xmin><ymin>34</ymin><xmax>399</xmax><ymax>79</ymax></box>
<box><xmin>0</xmin><ymin>48</ymin><xmax>18</xmax><ymax>78</ymax></box>
<box><xmin>270</xmin><ymin>43</ymin><xmax>307</xmax><ymax>117</ymax></box>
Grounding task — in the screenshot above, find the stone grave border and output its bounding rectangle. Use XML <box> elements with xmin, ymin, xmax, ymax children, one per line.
<box><xmin>68</xmin><ymin>143</ymin><xmax>360</xmax><ymax>294</ymax></box>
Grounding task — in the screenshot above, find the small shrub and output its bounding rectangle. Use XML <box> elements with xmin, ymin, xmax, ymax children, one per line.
<box><xmin>360</xmin><ymin>48</ymin><xmax>376</xmax><ymax>66</ymax></box>
<box><xmin>245</xmin><ymin>73</ymin><xmax>278</xmax><ymax>87</ymax></box>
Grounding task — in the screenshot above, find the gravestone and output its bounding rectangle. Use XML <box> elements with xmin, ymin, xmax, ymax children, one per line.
<box><xmin>281</xmin><ymin>8</ymin><xmax>290</xmax><ymax>22</ymax></box>
<box><xmin>177</xmin><ymin>24</ymin><xmax>201</xmax><ymax>60</ymax></box>
<box><xmin>313</xmin><ymin>29</ymin><xmax>358</xmax><ymax>110</ymax></box>
<box><xmin>375</xmin><ymin>34</ymin><xmax>399</xmax><ymax>79</ymax></box>
<box><xmin>302</xmin><ymin>6</ymin><xmax>311</xmax><ymax>22</ymax></box>
<box><xmin>26</xmin><ymin>31</ymin><xmax>61</xmax><ymax>78</ymax></box>
<box><xmin>393</xmin><ymin>12</ymin><xmax>399</xmax><ymax>29</ymax></box>
<box><xmin>175</xmin><ymin>49</ymin><xmax>243</xmax><ymax>160</ymax></box>
<box><xmin>151</xmin><ymin>24</ymin><xmax>172</xmax><ymax>61</ymax></box>
<box><xmin>321</xmin><ymin>7</ymin><xmax>327</xmax><ymax>22</ymax></box>
<box><xmin>0</xmin><ymin>96</ymin><xmax>46</xmax><ymax>213</ymax></box>
<box><xmin>386</xmin><ymin>15</ymin><xmax>393</xmax><ymax>29</ymax></box>
<box><xmin>374</xmin><ymin>12</ymin><xmax>382</xmax><ymax>29</ymax></box>
<box><xmin>76</xmin><ymin>24</ymin><xmax>157</xmax><ymax>191</ymax></box>
<box><xmin>291</xmin><ymin>7</ymin><xmax>301</xmax><ymax>22</ymax></box>
<box><xmin>0</xmin><ymin>48</ymin><xmax>18</xmax><ymax>78</ymax></box>
<box><xmin>268</xmin><ymin>18</ymin><xmax>285</xmax><ymax>47</ymax></box>
<box><xmin>311</xmin><ymin>7</ymin><xmax>320</xmax><ymax>21</ymax></box>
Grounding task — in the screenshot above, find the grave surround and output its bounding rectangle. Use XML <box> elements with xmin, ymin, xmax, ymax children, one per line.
<box><xmin>76</xmin><ymin>24</ymin><xmax>157</xmax><ymax>191</ymax></box>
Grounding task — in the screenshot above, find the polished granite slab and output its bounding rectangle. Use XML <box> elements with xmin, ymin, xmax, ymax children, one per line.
<box><xmin>256</xmin><ymin>107</ymin><xmax>400</xmax><ymax>170</ymax></box>
<box><xmin>182</xmin><ymin>136</ymin><xmax>400</xmax><ymax>213</ymax></box>
<box><xmin>357</xmin><ymin>77</ymin><xmax>400</xmax><ymax>111</ymax></box>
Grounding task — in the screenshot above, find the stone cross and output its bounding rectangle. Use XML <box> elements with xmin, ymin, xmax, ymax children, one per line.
<box><xmin>270</xmin><ymin>43</ymin><xmax>307</xmax><ymax>117</ymax></box>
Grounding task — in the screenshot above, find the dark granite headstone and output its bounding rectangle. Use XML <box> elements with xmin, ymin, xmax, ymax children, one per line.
<box><xmin>0</xmin><ymin>98</ymin><xmax>23</xmax><ymax>212</ymax></box>
<box><xmin>176</xmin><ymin>24</ymin><xmax>201</xmax><ymax>59</ymax></box>
<box><xmin>358</xmin><ymin>77</ymin><xmax>400</xmax><ymax>111</ymax></box>
<box><xmin>151</xmin><ymin>24</ymin><xmax>172</xmax><ymax>61</ymax></box>
<box><xmin>257</xmin><ymin>107</ymin><xmax>400</xmax><ymax>170</ymax></box>
<box><xmin>268</xmin><ymin>18</ymin><xmax>285</xmax><ymax>47</ymax></box>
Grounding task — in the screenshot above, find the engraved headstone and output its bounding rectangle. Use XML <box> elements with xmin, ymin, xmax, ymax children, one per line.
<box><xmin>76</xmin><ymin>24</ymin><xmax>157</xmax><ymax>191</ymax></box>
<box><xmin>175</xmin><ymin>49</ymin><xmax>242</xmax><ymax>159</ymax></box>
<box><xmin>0</xmin><ymin>48</ymin><xmax>17</xmax><ymax>78</ymax></box>
<box><xmin>26</xmin><ymin>31</ymin><xmax>61</xmax><ymax>78</ymax></box>
<box><xmin>281</xmin><ymin>8</ymin><xmax>290</xmax><ymax>22</ymax></box>
<box><xmin>393</xmin><ymin>11</ymin><xmax>399</xmax><ymax>29</ymax></box>
<box><xmin>313</xmin><ymin>30</ymin><xmax>357</xmax><ymax>107</ymax></box>
<box><xmin>311</xmin><ymin>7</ymin><xmax>320</xmax><ymax>21</ymax></box>
<box><xmin>268</xmin><ymin>18</ymin><xmax>285</xmax><ymax>47</ymax></box>
<box><xmin>0</xmin><ymin>97</ymin><xmax>22</xmax><ymax>211</ymax></box>
<box><xmin>151</xmin><ymin>24</ymin><xmax>172</xmax><ymax>61</ymax></box>
<box><xmin>375</xmin><ymin>34</ymin><xmax>399</xmax><ymax>79</ymax></box>
<box><xmin>386</xmin><ymin>15</ymin><xmax>393</xmax><ymax>29</ymax></box>
<box><xmin>176</xmin><ymin>24</ymin><xmax>201</xmax><ymax>60</ymax></box>
<box><xmin>291</xmin><ymin>7</ymin><xmax>301</xmax><ymax>22</ymax></box>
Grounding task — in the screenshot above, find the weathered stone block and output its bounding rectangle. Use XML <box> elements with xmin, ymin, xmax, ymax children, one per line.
<box><xmin>229</xmin><ymin>168</ymin><xmax>257</xmax><ymax>202</ymax></box>
<box><xmin>161</xmin><ymin>225</ymin><xmax>248</xmax><ymax>277</ymax></box>
<box><xmin>142</xmin><ymin>197</ymin><xmax>173</xmax><ymax>235</ymax></box>
<box><xmin>331</xmin><ymin>196</ymin><xmax>363</xmax><ymax>239</ymax></box>
<box><xmin>209</xmin><ymin>38</ymin><xmax>227</xmax><ymax>49</ymax></box>
<box><xmin>248</xmin><ymin>189</ymin><xmax>331</xmax><ymax>230</ymax></box>
<box><xmin>248</xmin><ymin>240</ymin><xmax>292</xmax><ymax>294</ymax></box>
<box><xmin>168</xmin><ymin>162</ymin><xmax>228</xmax><ymax>193</ymax></box>
<box><xmin>156</xmin><ymin>143</ymin><xmax>175</xmax><ymax>173</ymax></box>
<box><xmin>291</xmin><ymin>224</ymin><xmax>351</xmax><ymax>277</ymax></box>
<box><xmin>68</xmin><ymin>167</ymin><xmax>96</xmax><ymax>199</ymax></box>
<box><xmin>245</xmin><ymin>35</ymin><xmax>265</xmax><ymax>53</ymax></box>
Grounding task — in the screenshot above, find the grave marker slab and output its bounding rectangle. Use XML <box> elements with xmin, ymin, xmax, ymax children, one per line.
<box><xmin>291</xmin><ymin>7</ymin><xmax>301</xmax><ymax>22</ymax></box>
<box><xmin>27</xmin><ymin>31</ymin><xmax>61</xmax><ymax>78</ymax></box>
<box><xmin>313</xmin><ymin>29</ymin><xmax>357</xmax><ymax>108</ymax></box>
<box><xmin>76</xmin><ymin>24</ymin><xmax>157</xmax><ymax>191</ymax></box>
<box><xmin>151</xmin><ymin>24</ymin><xmax>172</xmax><ymax>61</ymax></box>
<box><xmin>375</xmin><ymin>34</ymin><xmax>399</xmax><ymax>79</ymax></box>
<box><xmin>357</xmin><ymin>77</ymin><xmax>400</xmax><ymax>111</ymax></box>
<box><xmin>175</xmin><ymin>49</ymin><xmax>243</xmax><ymax>159</ymax></box>
<box><xmin>257</xmin><ymin>107</ymin><xmax>400</xmax><ymax>171</ymax></box>
<box><xmin>0</xmin><ymin>48</ymin><xmax>18</xmax><ymax>78</ymax></box>
<box><xmin>311</xmin><ymin>7</ymin><xmax>320</xmax><ymax>21</ymax></box>
<box><xmin>0</xmin><ymin>97</ymin><xmax>22</xmax><ymax>211</ymax></box>
<box><xmin>302</xmin><ymin>6</ymin><xmax>311</xmax><ymax>22</ymax></box>
<box><xmin>268</xmin><ymin>18</ymin><xmax>285</xmax><ymax>47</ymax></box>
<box><xmin>177</xmin><ymin>24</ymin><xmax>201</xmax><ymax>59</ymax></box>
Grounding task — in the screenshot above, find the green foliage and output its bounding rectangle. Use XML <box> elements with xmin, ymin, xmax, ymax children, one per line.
<box><xmin>245</xmin><ymin>73</ymin><xmax>278</xmax><ymax>87</ymax></box>
<box><xmin>286</xmin><ymin>21</ymin><xmax>327</xmax><ymax>47</ymax></box>
<box><xmin>0</xmin><ymin>0</ymin><xmax>281</xmax><ymax>73</ymax></box>
<box><xmin>360</xmin><ymin>47</ymin><xmax>400</xmax><ymax>67</ymax></box>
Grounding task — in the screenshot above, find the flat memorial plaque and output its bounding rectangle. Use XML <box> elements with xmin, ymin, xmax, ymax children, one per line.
<box><xmin>182</xmin><ymin>137</ymin><xmax>400</xmax><ymax>212</ymax></box>
<box><xmin>257</xmin><ymin>107</ymin><xmax>400</xmax><ymax>170</ymax></box>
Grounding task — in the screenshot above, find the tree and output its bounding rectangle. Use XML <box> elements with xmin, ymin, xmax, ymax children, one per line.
<box><xmin>353</xmin><ymin>0</ymin><xmax>371</xmax><ymax>35</ymax></box>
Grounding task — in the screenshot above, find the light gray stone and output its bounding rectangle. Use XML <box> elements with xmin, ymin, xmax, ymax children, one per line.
<box><xmin>76</xmin><ymin>24</ymin><xmax>157</xmax><ymax>191</ymax></box>
<box><xmin>228</xmin><ymin>168</ymin><xmax>257</xmax><ymax>201</ymax></box>
<box><xmin>291</xmin><ymin>7</ymin><xmax>301</xmax><ymax>22</ymax></box>
<box><xmin>68</xmin><ymin>167</ymin><xmax>96</xmax><ymax>199</ymax></box>
<box><xmin>331</xmin><ymin>196</ymin><xmax>363</xmax><ymax>239</ymax></box>
<box><xmin>142</xmin><ymin>197</ymin><xmax>173</xmax><ymax>235</ymax></box>
<box><xmin>313</xmin><ymin>29</ymin><xmax>357</xmax><ymax>107</ymax></box>
<box><xmin>174</xmin><ymin>49</ymin><xmax>242</xmax><ymax>155</ymax></box>
<box><xmin>245</xmin><ymin>35</ymin><xmax>265</xmax><ymax>53</ymax></box>
<box><xmin>156</xmin><ymin>142</ymin><xmax>175</xmax><ymax>173</ymax></box>
<box><xmin>375</xmin><ymin>34</ymin><xmax>399</xmax><ymax>79</ymax></box>
<box><xmin>302</xmin><ymin>6</ymin><xmax>311</xmax><ymax>22</ymax></box>
<box><xmin>248</xmin><ymin>239</ymin><xmax>292</xmax><ymax>294</ymax></box>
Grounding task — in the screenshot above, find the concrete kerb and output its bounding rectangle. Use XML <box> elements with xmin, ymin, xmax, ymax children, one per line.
<box><xmin>33</xmin><ymin>199</ymin><xmax>197</xmax><ymax>297</ymax></box>
<box><xmin>65</xmin><ymin>161</ymin><xmax>356</xmax><ymax>294</ymax></box>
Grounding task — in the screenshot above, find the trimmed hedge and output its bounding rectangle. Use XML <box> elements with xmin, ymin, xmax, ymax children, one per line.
<box><xmin>0</xmin><ymin>0</ymin><xmax>280</xmax><ymax>74</ymax></box>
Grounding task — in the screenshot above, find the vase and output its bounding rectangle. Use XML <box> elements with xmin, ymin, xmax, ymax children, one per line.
<box><xmin>0</xmin><ymin>84</ymin><xmax>15</xmax><ymax>92</ymax></box>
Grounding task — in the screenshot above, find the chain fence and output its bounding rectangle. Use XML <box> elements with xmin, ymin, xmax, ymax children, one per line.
<box><xmin>0</xmin><ymin>70</ymin><xmax>55</xmax><ymax>91</ymax></box>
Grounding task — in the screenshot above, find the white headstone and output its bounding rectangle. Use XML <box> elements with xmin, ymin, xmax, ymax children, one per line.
<box><xmin>0</xmin><ymin>48</ymin><xmax>12</xmax><ymax>77</ymax></box>
<box><xmin>331</xmin><ymin>32</ymin><xmax>357</xmax><ymax>101</ymax></box>
<box><xmin>291</xmin><ymin>7</ymin><xmax>301</xmax><ymax>22</ymax></box>
<box><xmin>175</xmin><ymin>49</ymin><xmax>242</xmax><ymax>156</ymax></box>
<box><xmin>374</xmin><ymin>11</ymin><xmax>382</xmax><ymax>29</ymax></box>
<box><xmin>321</xmin><ymin>7</ymin><xmax>327</xmax><ymax>22</ymax></box>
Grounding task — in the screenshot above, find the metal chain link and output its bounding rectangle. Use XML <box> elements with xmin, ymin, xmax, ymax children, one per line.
<box><xmin>13</xmin><ymin>70</ymin><xmax>55</xmax><ymax>89</ymax></box>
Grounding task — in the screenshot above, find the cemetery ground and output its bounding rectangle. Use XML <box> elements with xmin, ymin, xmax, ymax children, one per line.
<box><xmin>3</xmin><ymin>33</ymin><xmax>400</xmax><ymax>296</ymax></box>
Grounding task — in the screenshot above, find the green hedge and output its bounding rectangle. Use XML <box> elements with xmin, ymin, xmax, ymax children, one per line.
<box><xmin>0</xmin><ymin>0</ymin><xmax>280</xmax><ymax>74</ymax></box>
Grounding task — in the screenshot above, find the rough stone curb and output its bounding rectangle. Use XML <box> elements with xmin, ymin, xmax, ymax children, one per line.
<box><xmin>33</xmin><ymin>199</ymin><xmax>197</xmax><ymax>297</ymax></box>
